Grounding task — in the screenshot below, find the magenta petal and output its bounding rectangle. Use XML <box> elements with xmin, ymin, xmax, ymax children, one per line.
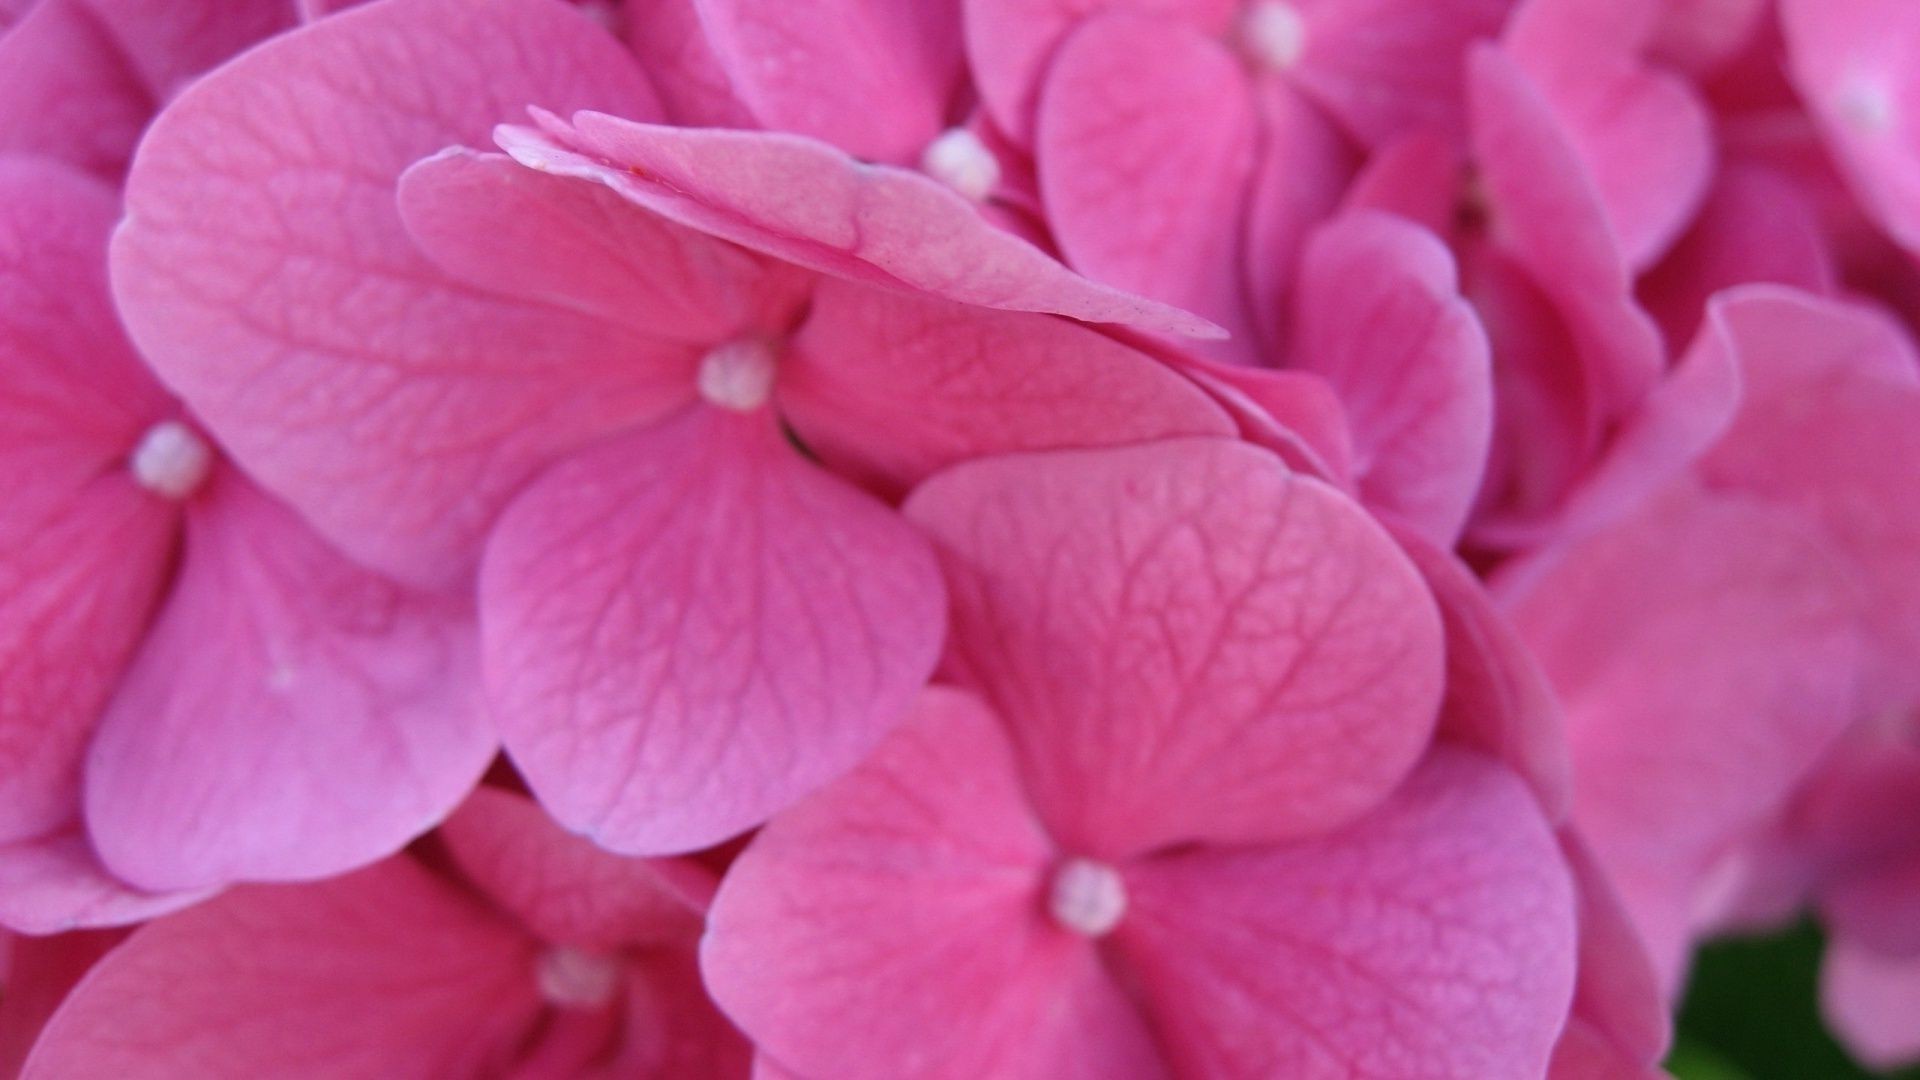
<box><xmin>0</xmin><ymin>828</ymin><xmax>206</xmax><ymax>935</ymax></box>
<box><xmin>1292</xmin><ymin>211</ymin><xmax>1493</xmax><ymax>545</ymax></box>
<box><xmin>0</xmin><ymin>0</ymin><xmax>149</xmax><ymax>175</ymax></box>
<box><xmin>904</xmin><ymin>438</ymin><xmax>1444</xmax><ymax>857</ymax></box>
<box><xmin>19</xmin><ymin>860</ymin><xmax>539</xmax><ymax>1079</ymax></box>
<box><xmin>484</xmin><ymin>408</ymin><xmax>945</xmax><ymax>855</ymax></box>
<box><xmin>1035</xmin><ymin>12</ymin><xmax>1259</xmax><ymax>353</ymax></box>
<box><xmin>0</xmin><ymin>158</ymin><xmax>176</xmax><ymax>843</ymax></box>
<box><xmin>111</xmin><ymin>0</ymin><xmax>666</xmax><ymax>588</ymax></box>
<box><xmin>621</xmin><ymin>0</ymin><xmax>756</xmax><ymax>128</ymax></box>
<box><xmin>695</xmin><ymin>0</ymin><xmax>962</xmax><ymax>162</ymax></box>
<box><xmin>438</xmin><ymin>787</ymin><xmax>713</xmax><ymax>949</ymax></box>
<box><xmin>1560</xmin><ymin>831</ymin><xmax>1671</xmax><ymax>1068</ymax></box>
<box><xmin>1823</xmin><ymin>939</ymin><xmax>1920</xmax><ymax>1070</ymax></box>
<box><xmin>497</xmin><ymin>115</ymin><xmax>1226</xmax><ymax>338</ymax></box>
<box><xmin>0</xmin><ymin>927</ymin><xmax>121</xmax><ymax>1078</ymax></box>
<box><xmin>83</xmin><ymin>472</ymin><xmax>491</xmax><ymax>892</ymax></box>
<box><xmin>399</xmin><ymin>148</ymin><xmax>802</xmax><ymax>347</ymax></box>
<box><xmin>1117</xmin><ymin>749</ymin><xmax>1577</xmax><ymax>1078</ymax></box>
<box><xmin>1243</xmin><ymin>83</ymin><xmax>1357</xmax><ymax>355</ymax></box>
<box><xmin>703</xmin><ymin>688</ymin><xmax>1164</xmax><ymax>1080</ymax></box>
<box><xmin>1290</xmin><ymin>0</ymin><xmax>1515</xmax><ymax>146</ymax></box>
<box><xmin>780</xmin><ymin>277</ymin><xmax>1233</xmax><ymax>495</ymax></box>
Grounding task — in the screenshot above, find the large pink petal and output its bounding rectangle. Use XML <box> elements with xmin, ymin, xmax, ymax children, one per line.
<box><xmin>1035</xmin><ymin>12</ymin><xmax>1259</xmax><ymax>355</ymax></box>
<box><xmin>111</xmin><ymin>0</ymin><xmax>669</xmax><ymax>589</ymax></box>
<box><xmin>1116</xmin><ymin>749</ymin><xmax>1577</xmax><ymax>1079</ymax></box>
<box><xmin>1290</xmin><ymin>0</ymin><xmax>1516</xmax><ymax>146</ymax></box>
<box><xmin>18</xmin><ymin>860</ymin><xmax>543</xmax><ymax>1078</ymax></box>
<box><xmin>496</xmin><ymin>114</ymin><xmax>1225</xmax><ymax>338</ymax></box>
<box><xmin>694</xmin><ymin>0</ymin><xmax>962</xmax><ymax>163</ymax></box>
<box><xmin>1782</xmin><ymin>0</ymin><xmax>1920</xmax><ymax>256</ymax></box>
<box><xmin>483</xmin><ymin>407</ymin><xmax>945</xmax><ymax>855</ymax></box>
<box><xmin>703</xmin><ymin>687</ymin><xmax>1166</xmax><ymax>1080</ymax></box>
<box><xmin>779</xmin><ymin>276</ymin><xmax>1233</xmax><ymax>496</ymax></box>
<box><xmin>398</xmin><ymin>147</ymin><xmax>804</xmax><ymax>346</ymax></box>
<box><xmin>904</xmin><ymin>438</ymin><xmax>1445</xmax><ymax>857</ymax></box>
<box><xmin>0</xmin><ymin>828</ymin><xmax>206</xmax><ymax>935</ymax></box>
<box><xmin>0</xmin><ymin>158</ymin><xmax>176</xmax><ymax>843</ymax></box>
<box><xmin>83</xmin><ymin>471</ymin><xmax>489</xmax><ymax>892</ymax></box>
<box><xmin>1699</xmin><ymin>288</ymin><xmax>1920</xmax><ymax>713</ymax></box>
<box><xmin>1509</xmin><ymin>484</ymin><xmax>1865</xmax><ymax>986</ymax></box>
<box><xmin>438</xmin><ymin>786</ymin><xmax>713</xmax><ymax>949</ymax></box>
<box><xmin>1822</xmin><ymin>938</ymin><xmax>1920</xmax><ymax>1070</ymax></box>
<box><xmin>1292</xmin><ymin>211</ymin><xmax>1492</xmax><ymax>545</ymax></box>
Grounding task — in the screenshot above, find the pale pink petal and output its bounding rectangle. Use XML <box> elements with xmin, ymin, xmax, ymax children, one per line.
<box><xmin>111</xmin><ymin>0</ymin><xmax>668</xmax><ymax>588</ymax></box>
<box><xmin>1782</xmin><ymin>0</ymin><xmax>1920</xmax><ymax>256</ymax></box>
<box><xmin>18</xmin><ymin>860</ymin><xmax>542</xmax><ymax>1079</ymax></box>
<box><xmin>0</xmin><ymin>1</ymin><xmax>149</xmax><ymax>175</ymax></box>
<box><xmin>695</xmin><ymin>0</ymin><xmax>962</xmax><ymax>163</ymax></box>
<box><xmin>1640</xmin><ymin>163</ymin><xmax>1836</xmax><ymax>350</ymax></box>
<box><xmin>438</xmin><ymin>786</ymin><xmax>714</xmax><ymax>949</ymax></box>
<box><xmin>1561</xmin><ymin>831</ymin><xmax>1670</xmax><ymax>1068</ymax></box>
<box><xmin>962</xmin><ymin>0</ymin><xmax>1236</xmax><ymax>147</ymax></box>
<box><xmin>904</xmin><ymin>438</ymin><xmax>1444</xmax><ymax>857</ymax></box>
<box><xmin>1822</xmin><ymin>938</ymin><xmax>1920</xmax><ymax>1070</ymax></box>
<box><xmin>1117</xmin><ymin>749</ymin><xmax>1577</xmax><ymax>1079</ymax></box>
<box><xmin>778</xmin><ymin>276</ymin><xmax>1233</xmax><ymax>495</ymax></box>
<box><xmin>0</xmin><ymin>828</ymin><xmax>206</xmax><ymax>935</ymax></box>
<box><xmin>0</xmin><ymin>158</ymin><xmax>176</xmax><ymax>843</ymax></box>
<box><xmin>1509</xmin><ymin>484</ymin><xmax>1864</xmax><ymax>987</ymax></box>
<box><xmin>621</xmin><ymin>0</ymin><xmax>756</xmax><ymax>128</ymax></box>
<box><xmin>1392</xmin><ymin>525</ymin><xmax>1569</xmax><ymax>818</ymax></box>
<box><xmin>703</xmin><ymin>687</ymin><xmax>1165</xmax><ymax>1080</ymax></box>
<box><xmin>1508</xmin><ymin>0</ymin><xmax>1715</xmax><ymax>268</ymax></box>
<box><xmin>484</xmin><ymin>408</ymin><xmax>945</xmax><ymax>855</ymax></box>
<box><xmin>1035</xmin><ymin>12</ymin><xmax>1260</xmax><ymax>354</ymax></box>
<box><xmin>1699</xmin><ymin>288</ymin><xmax>1920</xmax><ymax>713</ymax></box>
<box><xmin>1292</xmin><ymin>211</ymin><xmax>1492</xmax><ymax>544</ymax></box>
<box><xmin>82</xmin><ymin>470</ymin><xmax>491</xmax><ymax>892</ymax></box>
<box><xmin>398</xmin><ymin>147</ymin><xmax>805</xmax><ymax>346</ymax></box>
<box><xmin>1165</xmin><ymin>354</ymin><xmax>1356</xmax><ymax>484</ymax></box>
<box><xmin>497</xmin><ymin>115</ymin><xmax>1225</xmax><ymax>338</ymax></box>
<box><xmin>1289</xmin><ymin>0</ymin><xmax>1516</xmax><ymax>146</ymax></box>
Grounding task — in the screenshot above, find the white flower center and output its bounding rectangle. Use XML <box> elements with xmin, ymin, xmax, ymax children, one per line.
<box><xmin>535</xmin><ymin>946</ymin><xmax>623</xmax><ymax>1009</ymax></box>
<box><xmin>921</xmin><ymin>128</ymin><xmax>1001</xmax><ymax>203</ymax></box>
<box><xmin>1239</xmin><ymin>1</ymin><xmax>1307</xmax><ymax>72</ymax></box>
<box><xmin>1048</xmin><ymin>857</ymin><xmax>1127</xmax><ymax>938</ymax></box>
<box><xmin>697</xmin><ymin>339</ymin><xmax>778</xmax><ymax>411</ymax></box>
<box><xmin>130</xmin><ymin>420</ymin><xmax>213</xmax><ymax>500</ymax></box>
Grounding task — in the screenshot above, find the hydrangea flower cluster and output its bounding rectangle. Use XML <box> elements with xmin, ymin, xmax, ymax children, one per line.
<box><xmin>0</xmin><ymin>0</ymin><xmax>1916</xmax><ymax>1076</ymax></box>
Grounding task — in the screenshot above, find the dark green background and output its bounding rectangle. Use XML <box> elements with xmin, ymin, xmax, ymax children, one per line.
<box><xmin>1669</xmin><ymin>923</ymin><xmax>1919</xmax><ymax>1080</ymax></box>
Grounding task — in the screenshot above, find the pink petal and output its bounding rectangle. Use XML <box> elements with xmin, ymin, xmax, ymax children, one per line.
<box><xmin>1560</xmin><ymin>831</ymin><xmax>1671</xmax><ymax>1068</ymax></box>
<box><xmin>694</xmin><ymin>0</ymin><xmax>962</xmax><ymax>163</ymax></box>
<box><xmin>703</xmin><ymin>687</ymin><xmax>1165</xmax><ymax>1080</ymax></box>
<box><xmin>18</xmin><ymin>860</ymin><xmax>542</xmax><ymax>1078</ymax></box>
<box><xmin>1035</xmin><ymin>12</ymin><xmax>1259</xmax><ymax>355</ymax></box>
<box><xmin>1166</xmin><ymin>355</ymin><xmax>1356</xmax><ymax>483</ymax></box>
<box><xmin>1508</xmin><ymin>0</ymin><xmax>1715</xmax><ymax>268</ymax></box>
<box><xmin>0</xmin><ymin>0</ymin><xmax>149</xmax><ymax>175</ymax></box>
<box><xmin>778</xmin><ymin>276</ymin><xmax>1234</xmax><ymax>496</ymax></box>
<box><xmin>1821</xmin><ymin>850</ymin><xmax>1920</xmax><ymax>957</ymax></box>
<box><xmin>1116</xmin><ymin>749</ymin><xmax>1577</xmax><ymax>1078</ymax></box>
<box><xmin>1782</xmin><ymin>0</ymin><xmax>1920</xmax><ymax>256</ymax></box>
<box><xmin>621</xmin><ymin>0</ymin><xmax>756</xmax><ymax>128</ymax></box>
<box><xmin>1649</xmin><ymin>0</ymin><xmax>1768</xmax><ymax>77</ymax></box>
<box><xmin>496</xmin><ymin>114</ymin><xmax>1225</xmax><ymax>338</ymax></box>
<box><xmin>1509</xmin><ymin>484</ymin><xmax>1864</xmax><ymax>986</ymax></box>
<box><xmin>82</xmin><ymin>470</ymin><xmax>491</xmax><ymax>892</ymax></box>
<box><xmin>1342</xmin><ymin>129</ymin><xmax>1467</xmax><ymax>235</ymax></box>
<box><xmin>76</xmin><ymin>0</ymin><xmax>293</xmax><ymax>100</ymax></box>
<box><xmin>111</xmin><ymin>0</ymin><xmax>667</xmax><ymax>588</ymax></box>
<box><xmin>1639</xmin><ymin>163</ymin><xmax>1836</xmax><ymax>350</ymax></box>
<box><xmin>398</xmin><ymin>147</ymin><xmax>806</xmax><ymax>346</ymax></box>
<box><xmin>0</xmin><ymin>158</ymin><xmax>176</xmax><ymax>843</ymax></box>
<box><xmin>438</xmin><ymin>786</ymin><xmax>714</xmax><ymax>949</ymax></box>
<box><xmin>0</xmin><ymin>927</ymin><xmax>121</xmax><ymax>1078</ymax></box>
<box><xmin>1243</xmin><ymin>83</ymin><xmax>1357</xmax><ymax>356</ymax></box>
<box><xmin>1292</xmin><ymin>210</ymin><xmax>1493</xmax><ymax>545</ymax></box>
<box><xmin>1289</xmin><ymin>0</ymin><xmax>1516</xmax><ymax>146</ymax></box>
<box><xmin>962</xmin><ymin>0</ymin><xmax>1235</xmax><ymax>147</ymax></box>
<box><xmin>0</xmin><ymin>827</ymin><xmax>206</xmax><ymax>935</ymax></box>
<box><xmin>1698</xmin><ymin>288</ymin><xmax>1920</xmax><ymax>713</ymax></box>
<box><xmin>903</xmin><ymin>438</ymin><xmax>1445</xmax><ymax>857</ymax></box>
<box><xmin>1392</xmin><ymin>524</ymin><xmax>1569</xmax><ymax>818</ymax></box>
<box><xmin>483</xmin><ymin>407</ymin><xmax>945</xmax><ymax>855</ymax></box>
<box><xmin>1548</xmin><ymin>1021</ymin><xmax>1669</xmax><ymax>1080</ymax></box>
<box><xmin>1822</xmin><ymin>938</ymin><xmax>1920</xmax><ymax>1070</ymax></box>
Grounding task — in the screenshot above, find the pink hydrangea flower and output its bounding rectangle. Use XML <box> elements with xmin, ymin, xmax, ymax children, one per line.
<box><xmin>702</xmin><ymin>439</ymin><xmax>1579</xmax><ymax>1078</ymax></box>
<box><xmin>17</xmin><ymin>787</ymin><xmax>748</xmax><ymax>1076</ymax></box>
